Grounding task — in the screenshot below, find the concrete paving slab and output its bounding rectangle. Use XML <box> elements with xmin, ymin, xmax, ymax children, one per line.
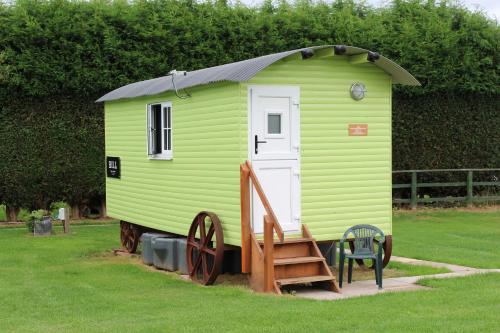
<box><xmin>295</xmin><ymin>281</ymin><xmax>428</xmax><ymax>300</ymax></box>
<box><xmin>295</xmin><ymin>256</ymin><xmax>500</xmax><ymax>301</ymax></box>
<box><xmin>391</xmin><ymin>256</ymin><xmax>477</xmax><ymax>272</ymax></box>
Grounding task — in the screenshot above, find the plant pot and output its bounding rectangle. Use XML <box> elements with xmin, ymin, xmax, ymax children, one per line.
<box><xmin>33</xmin><ymin>216</ymin><xmax>52</xmax><ymax>236</ymax></box>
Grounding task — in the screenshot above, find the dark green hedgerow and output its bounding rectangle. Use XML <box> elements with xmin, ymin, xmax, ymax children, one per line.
<box><xmin>0</xmin><ymin>97</ymin><xmax>104</xmax><ymax>212</ymax></box>
<box><xmin>393</xmin><ymin>93</ymin><xmax>500</xmax><ymax>170</ymax></box>
<box><xmin>0</xmin><ymin>0</ymin><xmax>498</xmax><ymax>97</ymax></box>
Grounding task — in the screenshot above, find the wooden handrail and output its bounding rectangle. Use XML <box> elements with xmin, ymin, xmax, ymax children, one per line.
<box><xmin>240</xmin><ymin>160</ymin><xmax>285</xmax><ymax>274</ymax></box>
<box><xmin>245</xmin><ymin>161</ymin><xmax>285</xmax><ymax>241</ymax></box>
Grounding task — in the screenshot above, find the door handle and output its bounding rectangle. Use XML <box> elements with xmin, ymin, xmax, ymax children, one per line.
<box><xmin>254</xmin><ymin>135</ymin><xmax>267</xmax><ymax>154</ymax></box>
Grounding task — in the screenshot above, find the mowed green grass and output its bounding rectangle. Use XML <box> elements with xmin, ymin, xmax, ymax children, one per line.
<box><xmin>393</xmin><ymin>209</ymin><xmax>500</xmax><ymax>268</ymax></box>
<box><xmin>0</xmin><ymin>219</ymin><xmax>499</xmax><ymax>333</ymax></box>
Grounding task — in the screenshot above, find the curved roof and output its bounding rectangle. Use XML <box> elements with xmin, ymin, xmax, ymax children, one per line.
<box><xmin>97</xmin><ymin>45</ymin><xmax>420</xmax><ymax>102</ymax></box>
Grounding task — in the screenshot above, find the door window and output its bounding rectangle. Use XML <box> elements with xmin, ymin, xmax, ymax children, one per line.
<box><xmin>267</xmin><ymin>113</ymin><xmax>282</xmax><ymax>134</ymax></box>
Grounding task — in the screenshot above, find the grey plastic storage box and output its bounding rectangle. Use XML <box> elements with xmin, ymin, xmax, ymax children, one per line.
<box><xmin>152</xmin><ymin>237</ymin><xmax>178</xmax><ymax>271</ymax></box>
<box><xmin>176</xmin><ymin>238</ymin><xmax>188</xmax><ymax>274</ymax></box>
<box><xmin>141</xmin><ymin>233</ymin><xmax>171</xmax><ymax>266</ymax></box>
<box><xmin>318</xmin><ymin>242</ymin><xmax>337</xmax><ymax>266</ymax></box>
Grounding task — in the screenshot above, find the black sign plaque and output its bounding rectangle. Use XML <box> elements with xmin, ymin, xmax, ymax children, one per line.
<box><xmin>106</xmin><ymin>156</ymin><xmax>121</xmax><ymax>178</ymax></box>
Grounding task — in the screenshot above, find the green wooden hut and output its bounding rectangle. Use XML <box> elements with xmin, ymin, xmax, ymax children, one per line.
<box><xmin>98</xmin><ymin>45</ymin><xmax>419</xmax><ymax>293</ymax></box>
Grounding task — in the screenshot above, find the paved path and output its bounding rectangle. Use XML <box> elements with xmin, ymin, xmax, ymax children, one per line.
<box><xmin>295</xmin><ymin>256</ymin><xmax>500</xmax><ymax>301</ymax></box>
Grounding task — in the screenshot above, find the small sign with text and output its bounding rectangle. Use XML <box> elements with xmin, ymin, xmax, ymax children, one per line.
<box><xmin>106</xmin><ymin>156</ymin><xmax>121</xmax><ymax>178</ymax></box>
<box><xmin>348</xmin><ymin>124</ymin><xmax>368</xmax><ymax>136</ymax></box>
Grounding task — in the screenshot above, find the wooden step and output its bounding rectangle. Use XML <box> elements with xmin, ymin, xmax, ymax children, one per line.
<box><xmin>276</xmin><ymin>275</ymin><xmax>335</xmax><ymax>286</ymax></box>
<box><xmin>258</xmin><ymin>238</ymin><xmax>313</xmax><ymax>245</ymax></box>
<box><xmin>274</xmin><ymin>256</ymin><xmax>324</xmax><ymax>266</ymax></box>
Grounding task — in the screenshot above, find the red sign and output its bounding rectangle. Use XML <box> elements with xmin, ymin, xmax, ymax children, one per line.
<box><xmin>348</xmin><ymin>124</ymin><xmax>368</xmax><ymax>136</ymax></box>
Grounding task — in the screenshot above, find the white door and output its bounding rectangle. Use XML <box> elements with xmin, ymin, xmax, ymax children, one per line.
<box><xmin>249</xmin><ymin>86</ymin><xmax>301</xmax><ymax>234</ymax></box>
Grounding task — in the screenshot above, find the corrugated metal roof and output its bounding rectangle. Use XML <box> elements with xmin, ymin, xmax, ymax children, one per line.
<box><xmin>97</xmin><ymin>45</ymin><xmax>420</xmax><ymax>102</ymax></box>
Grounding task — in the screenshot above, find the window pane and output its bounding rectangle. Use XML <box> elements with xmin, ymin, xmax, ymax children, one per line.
<box><xmin>153</xmin><ymin>105</ymin><xmax>162</xmax><ymax>154</ymax></box>
<box><xmin>163</xmin><ymin>106</ymin><xmax>171</xmax><ymax>129</ymax></box>
<box><xmin>164</xmin><ymin>129</ymin><xmax>168</xmax><ymax>151</ymax></box>
<box><xmin>268</xmin><ymin>114</ymin><xmax>281</xmax><ymax>134</ymax></box>
<box><xmin>167</xmin><ymin>129</ymin><xmax>171</xmax><ymax>150</ymax></box>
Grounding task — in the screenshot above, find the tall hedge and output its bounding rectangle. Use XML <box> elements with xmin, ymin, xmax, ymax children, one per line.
<box><xmin>393</xmin><ymin>93</ymin><xmax>500</xmax><ymax>170</ymax></box>
<box><xmin>0</xmin><ymin>0</ymin><xmax>498</xmax><ymax>217</ymax></box>
<box><xmin>1</xmin><ymin>0</ymin><xmax>498</xmax><ymax>98</ymax></box>
<box><xmin>0</xmin><ymin>97</ymin><xmax>104</xmax><ymax>218</ymax></box>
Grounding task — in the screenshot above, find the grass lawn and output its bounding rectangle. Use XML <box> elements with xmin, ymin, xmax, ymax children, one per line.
<box><xmin>0</xmin><ymin>212</ymin><xmax>499</xmax><ymax>333</ymax></box>
<box><xmin>393</xmin><ymin>209</ymin><xmax>500</xmax><ymax>268</ymax></box>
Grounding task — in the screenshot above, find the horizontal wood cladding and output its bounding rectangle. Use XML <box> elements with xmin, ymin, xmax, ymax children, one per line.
<box><xmin>105</xmin><ymin>55</ymin><xmax>393</xmax><ymax>246</ymax></box>
<box><xmin>105</xmin><ymin>82</ymin><xmax>243</xmax><ymax>246</ymax></box>
<box><xmin>243</xmin><ymin>56</ymin><xmax>392</xmax><ymax>241</ymax></box>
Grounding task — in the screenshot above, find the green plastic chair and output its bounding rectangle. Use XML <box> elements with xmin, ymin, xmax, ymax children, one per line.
<box><xmin>339</xmin><ymin>224</ymin><xmax>385</xmax><ymax>289</ymax></box>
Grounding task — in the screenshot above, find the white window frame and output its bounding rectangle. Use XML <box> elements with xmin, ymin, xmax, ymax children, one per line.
<box><xmin>146</xmin><ymin>101</ymin><xmax>173</xmax><ymax>160</ymax></box>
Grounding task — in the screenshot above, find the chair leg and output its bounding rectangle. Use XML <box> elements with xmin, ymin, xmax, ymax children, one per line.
<box><xmin>374</xmin><ymin>259</ymin><xmax>380</xmax><ymax>286</ymax></box>
<box><xmin>339</xmin><ymin>253</ymin><xmax>344</xmax><ymax>288</ymax></box>
<box><xmin>377</xmin><ymin>244</ymin><xmax>384</xmax><ymax>289</ymax></box>
<box><xmin>378</xmin><ymin>260</ymin><xmax>383</xmax><ymax>289</ymax></box>
<box><xmin>347</xmin><ymin>258</ymin><xmax>353</xmax><ymax>284</ymax></box>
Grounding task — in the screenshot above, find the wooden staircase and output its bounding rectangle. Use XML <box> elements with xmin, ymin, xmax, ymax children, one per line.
<box><xmin>240</xmin><ymin>161</ymin><xmax>339</xmax><ymax>294</ymax></box>
<box><xmin>261</xmin><ymin>226</ymin><xmax>339</xmax><ymax>294</ymax></box>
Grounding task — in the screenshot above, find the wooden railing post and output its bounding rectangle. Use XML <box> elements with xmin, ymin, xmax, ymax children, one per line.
<box><xmin>466</xmin><ymin>170</ymin><xmax>473</xmax><ymax>207</ymax></box>
<box><xmin>410</xmin><ymin>171</ymin><xmax>418</xmax><ymax>210</ymax></box>
<box><xmin>240</xmin><ymin>164</ymin><xmax>251</xmax><ymax>273</ymax></box>
<box><xmin>263</xmin><ymin>215</ymin><xmax>274</xmax><ymax>292</ymax></box>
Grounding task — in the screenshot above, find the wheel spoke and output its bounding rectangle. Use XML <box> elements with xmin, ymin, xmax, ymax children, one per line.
<box><xmin>201</xmin><ymin>253</ymin><xmax>209</xmax><ymax>280</ymax></box>
<box><xmin>190</xmin><ymin>252</ymin><xmax>203</xmax><ymax>276</ymax></box>
<box><xmin>205</xmin><ymin>224</ymin><xmax>215</xmax><ymax>242</ymax></box>
<box><xmin>200</xmin><ymin>223</ymin><xmax>215</xmax><ymax>249</ymax></box>
<box><xmin>203</xmin><ymin>248</ymin><xmax>216</xmax><ymax>256</ymax></box>
<box><xmin>187</xmin><ymin>240</ymin><xmax>201</xmax><ymax>249</ymax></box>
<box><xmin>199</xmin><ymin>217</ymin><xmax>206</xmax><ymax>244</ymax></box>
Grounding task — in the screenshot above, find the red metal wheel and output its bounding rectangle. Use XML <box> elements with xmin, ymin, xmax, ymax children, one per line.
<box><xmin>120</xmin><ymin>221</ymin><xmax>141</xmax><ymax>253</ymax></box>
<box><xmin>348</xmin><ymin>235</ymin><xmax>392</xmax><ymax>269</ymax></box>
<box><xmin>186</xmin><ymin>212</ymin><xmax>224</xmax><ymax>285</ymax></box>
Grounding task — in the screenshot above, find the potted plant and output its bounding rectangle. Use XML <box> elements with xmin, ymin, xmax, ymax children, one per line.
<box><xmin>25</xmin><ymin>209</ymin><xmax>52</xmax><ymax>235</ymax></box>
